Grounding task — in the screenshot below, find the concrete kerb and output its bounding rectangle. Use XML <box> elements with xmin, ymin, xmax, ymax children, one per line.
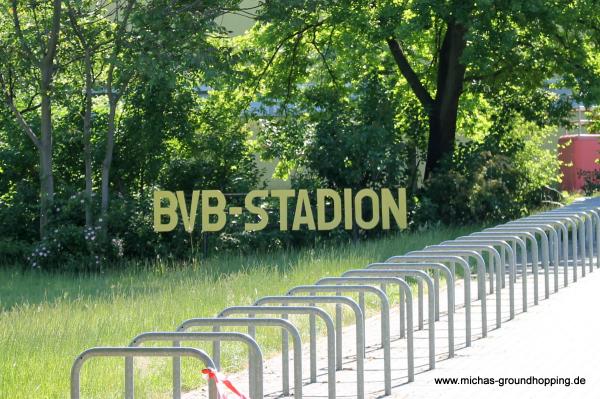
<box><xmin>218</xmin><ymin>305</ymin><xmax>336</xmax><ymax>399</ymax></box>
<box><xmin>253</xmin><ymin>296</ymin><xmax>365</xmax><ymax>399</ymax></box>
<box><xmin>127</xmin><ymin>332</ymin><xmax>263</xmax><ymax>399</ymax></box>
<box><xmin>287</xmin><ymin>285</ymin><xmax>391</xmax><ymax>395</ymax></box>
<box><xmin>314</xmin><ymin>276</ymin><xmax>415</xmax><ymax>382</ymax></box>
<box><xmin>176</xmin><ymin>318</ymin><xmax>302</xmax><ymax>398</ymax></box>
<box><xmin>71</xmin><ymin>347</ymin><xmax>217</xmax><ymax>399</ymax></box>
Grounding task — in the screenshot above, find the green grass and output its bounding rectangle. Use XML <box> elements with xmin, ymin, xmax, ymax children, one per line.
<box><xmin>0</xmin><ymin>226</ymin><xmax>480</xmax><ymax>398</ymax></box>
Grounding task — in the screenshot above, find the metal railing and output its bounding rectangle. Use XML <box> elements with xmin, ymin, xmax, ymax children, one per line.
<box><xmin>71</xmin><ymin>347</ymin><xmax>217</xmax><ymax>399</ymax></box>
<box><xmin>177</xmin><ymin>318</ymin><xmax>302</xmax><ymax>398</ymax></box>
<box><xmin>127</xmin><ymin>332</ymin><xmax>263</xmax><ymax>399</ymax></box>
<box><xmin>314</xmin><ymin>276</ymin><xmax>415</xmax><ymax>382</ymax></box>
<box><xmin>218</xmin><ymin>305</ymin><xmax>336</xmax><ymax>398</ymax></box>
<box><xmin>72</xmin><ymin>198</ymin><xmax>600</xmax><ymax>399</ymax></box>
<box><xmin>253</xmin><ymin>296</ymin><xmax>365</xmax><ymax>399</ymax></box>
<box><xmin>362</xmin><ymin>264</ymin><xmax>455</xmax><ymax>357</ymax></box>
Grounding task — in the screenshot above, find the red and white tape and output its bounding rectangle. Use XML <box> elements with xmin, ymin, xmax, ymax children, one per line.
<box><xmin>202</xmin><ymin>368</ymin><xmax>249</xmax><ymax>399</ymax></box>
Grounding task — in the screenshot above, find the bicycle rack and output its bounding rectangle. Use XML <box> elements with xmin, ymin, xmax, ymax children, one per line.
<box><xmin>386</xmin><ymin>255</ymin><xmax>475</xmax><ymax>346</ymax></box>
<box><xmin>314</xmin><ymin>276</ymin><xmax>415</xmax><ymax>382</ymax></box>
<box><xmin>450</xmin><ymin>237</ymin><xmax>526</xmax><ymax>311</ymax></box>
<box><xmin>549</xmin><ymin>207</ymin><xmax>600</xmax><ymax>267</ymax></box>
<box><xmin>432</xmin><ymin>243</ymin><xmax>503</xmax><ymax>292</ymax></box>
<box><xmin>485</xmin><ymin>227</ymin><xmax>551</xmax><ymax>299</ymax></box>
<box><xmin>362</xmin><ymin>264</ymin><xmax>455</xmax><ymax>357</ymax></box>
<box><xmin>176</xmin><ymin>318</ymin><xmax>302</xmax><ymax>399</ymax></box>
<box><xmin>515</xmin><ymin>217</ymin><xmax>571</xmax><ymax>285</ymax></box>
<box><xmin>252</xmin><ymin>296</ymin><xmax>365</xmax><ymax>399</ymax></box>
<box><xmin>218</xmin><ymin>305</ymin><xmax>336</xmax><ymax>399</ymax></box>
<box><xmin>470</xmin><ymin>231</ymin><xmax>540</xmax><ymax>304</ymax></box>
<box><xmin>545</xmin><ymin>211</ymin><xmax>593</xmax><ymax>274</ymax></box>
<box><xmin>370</xmin><ymin>262</ymin><xmax>453</xmax><ymax>322</ymax></box>
<box><xmin>71</xmin><ymin>347</ymin><xmax>217</xmax><ymax>399</ymax></box>
<box><xmin>563</xmin><ymin>208</ymin><xmax>600</xmax><ymax>268</ymax></box>
<box><xmin>403</xmin><ymin>250</ymin><xmax>492</xmax><ymax>333</ymax></box>
<box><xmin>422</xmin><ymin>244</ymin><xmax>514</xmax><ymax>324</ymax></box>
<box><xmin>72</xmin><ymin>198</ymin><xmax>600</xmax><ymax>399</ymax></box>
<box><xmin>531</xmin><ymin>214</ymin><xmax>581</xmax><ymax>280</ymax></box>
<box><xmin>126</xmin><ymin>332</ymin><xmax>263</xmax><ymax>399</ymax></box>
<box><xmin>504</xmin><ymin>222</ymin><xmax>560</xmax><ymax>292</ymax></box>
<box><xmin>287</xmin><ymin>285</ymin><xmax>391</xmax><ymax>395</ymax></box>
<box><xmin>341</xmin><ymin>269</ymin><xmax>436</xmax><ymax>370</ymax></box>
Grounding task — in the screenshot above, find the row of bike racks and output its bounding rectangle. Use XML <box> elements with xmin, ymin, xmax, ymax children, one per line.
<box><xmin>71</xmin><ymin>198</ymin><xmax>600</xmax><ymax>398</ymax></box>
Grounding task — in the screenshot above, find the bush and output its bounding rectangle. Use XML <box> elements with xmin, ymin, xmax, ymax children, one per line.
<box><xmin>579</xmin><ymin>170</ymin><xmax>600</xmax><ymax>196</ymax></box>
<box><xmin>415</xmin><ymin>120</ymin><xmax>561</xmax><ymax>225</ymax></box>
<box><xmin>0</xmin><ymin>239</ymin><xmax>32</xmax><ymax>266</ymax></box>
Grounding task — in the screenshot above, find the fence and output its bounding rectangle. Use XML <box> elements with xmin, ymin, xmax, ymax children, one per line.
<box><xmin>72</xmin><ymin>198</ymin><xmax>600</xmax><ymax>398</ymax></box>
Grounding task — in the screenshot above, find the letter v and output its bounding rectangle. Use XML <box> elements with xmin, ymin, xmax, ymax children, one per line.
<box><xmin>176</xmin><ymin>190</ymin><xmax>200</xmax><ymax>233</ymax></box>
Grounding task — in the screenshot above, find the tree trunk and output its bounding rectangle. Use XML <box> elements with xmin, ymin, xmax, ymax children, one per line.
<box><xmin>425</xmin><ymin>102</ymin><xmax>459</xmax><ymax>177</ymax></box>
<box><xmin>39</xmin><ymin>80</ymin><xmax>55</xmax><ymax>239</ymax></box>
<box><xmin>387</xmin><ymin>21</ymin><xmax>468</xmax><ymax>181</ymax></box>
<box><xmin>83</xmin><ymin>50</ymin><xmax>93</xmax><ymax>228</ymax></box>
<box><xmin>424</xmin><ymin>22</ymin><xmax>467</xmax><ymax>178</ymax></box>
<box><xmin>38</xmin><ymin>101</ymin><xmax>54</xmax><ymax>238</ymax></box>
<box><xmin>407</xmin><ymin>141</ymin><xmax>419</xmax><ymax>195</ymax></box>
<box><xmin>101</xmin><ymin>96</ymin><xmax>117</xmax><ymax>237</ymax></box>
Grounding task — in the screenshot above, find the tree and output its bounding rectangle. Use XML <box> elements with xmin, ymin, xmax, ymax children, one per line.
<box><xmin>63</xmin><ymin>0</ymin><xmax>242</xmax><ymax>238</ymax></box>
<box><xmin>64</xmin><ymin>0</ymin><xmax>110</xmax><ymax>228</ymax></box>
<box><xmin>0</xmin><ymin>0</ymin><xmax>62</xmax><ymax>238</ymax></box>
<box><xmin>252</xmin><ymin>0</ymin><xmax>600</xmax><ymax>178</ymax></box>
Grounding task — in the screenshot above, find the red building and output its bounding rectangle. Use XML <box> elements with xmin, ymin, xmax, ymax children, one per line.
<box><xmin>559</xmin><ymin>134</ymin><xmax>600</xmax><ymax>192</ymax></box>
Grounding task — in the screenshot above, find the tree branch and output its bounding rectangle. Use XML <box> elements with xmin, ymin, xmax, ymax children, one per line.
<box><xmin>0</xmin><ymin>72</ymin><xmax>41</xmax><ymax>149</ymax></box>
<box><xmin>311</xmin><ymin>27</ymin><xmax>337</xmax><ymax>86</ymax></box>
<box><xmin>387</xmin><ymin>38</ymin><xmax>433</xmax><ymax>108</ymax></box>
<box><xmin>11</xmin><ymin>0</ymin><xmax>38</xmax><ymax>64</ymax></box>
<box><xmin>252</xmin><ymin>20</ymin><xmax>327</xmax><ymax>92</ymax></box>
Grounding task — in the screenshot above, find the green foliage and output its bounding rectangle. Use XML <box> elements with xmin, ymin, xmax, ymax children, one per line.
<box><xmin>415</xmin><ymin>119</ymin><xmax>561</xmax><ymax>225</ymax></box>
<box><xmin>258</xmin><ymin>73</ymin><xmax>409</xmax><ymax>190</ymax></box>
<box><xmin>586</xmin><ymin>107</ymin><xmax>600</xmax><ymax>134</ymax></box>
<box><xmin>0</xmin><ymin>239</ymin><xmax>32</xmax><ymax>265</ymax></box>
<box><xmin>158</xmin><ymin>90</ymin><xmax>260</xmax><ymax>192</ymax></box>
<box><xmin>579</xmin><ymin>170</ymin><xmax>600</xmax><ymax>196</ymax></box>
<box><xmin>1</xmin><ymin>0</ymin><xmax>598</xmax><ymax>269</ymax></box>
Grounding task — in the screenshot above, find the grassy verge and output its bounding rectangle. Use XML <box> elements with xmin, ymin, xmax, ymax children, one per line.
<box><xmin>0</xmin><ymin>225</ymin><xmax>481</xmax><ymax>398</ymax></box>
